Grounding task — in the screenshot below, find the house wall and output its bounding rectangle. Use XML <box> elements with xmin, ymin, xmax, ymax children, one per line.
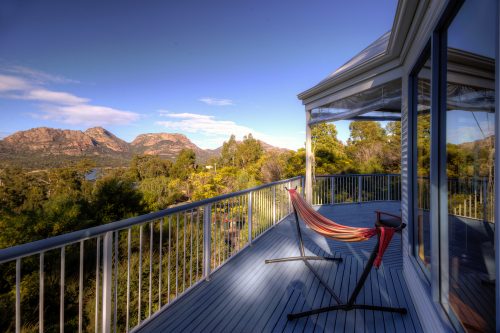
<box><xmin>401</xmin><ymin>1</ymin><xmax>499</xmax><ymax>332</ymax></box>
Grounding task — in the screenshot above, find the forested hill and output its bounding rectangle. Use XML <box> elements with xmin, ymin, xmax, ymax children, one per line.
<box><xmin>0</xmin><ymin>126</ymin><xmax>285</xmax><ymax>169</ymax></box>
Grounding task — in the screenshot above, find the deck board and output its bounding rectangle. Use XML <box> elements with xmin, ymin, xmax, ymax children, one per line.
<box><xmin>137</xmin><ymin>202</ymin><xmax>423</xmax><ymax>333</ymax></box>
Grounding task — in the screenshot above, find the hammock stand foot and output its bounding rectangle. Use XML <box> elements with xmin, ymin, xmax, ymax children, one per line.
<box><xmin>265</xmin><ymin>256</ymin><xmax>342</xmax><ymax>264</ymax></box>
<box><xmin>288</xmin><ymin>304</ymin><xmax>407</xmax><ymax>320</ymax></box>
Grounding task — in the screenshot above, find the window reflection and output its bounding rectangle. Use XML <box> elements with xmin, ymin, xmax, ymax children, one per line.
<box><xmin>444</xmin><ymin>0</ymin><xmax>496</xmax><ymax>332</ymax></box>
<box><xmin>415</xmin><ymin>59</ymin><xmax>431</xmax><ymax>270</ymax></box>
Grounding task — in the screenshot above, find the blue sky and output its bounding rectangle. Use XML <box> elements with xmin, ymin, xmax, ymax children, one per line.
<box><xmin>0</xmin><ymin>0</ymin><xmax>397</xmax><ymax>149</ymax></box>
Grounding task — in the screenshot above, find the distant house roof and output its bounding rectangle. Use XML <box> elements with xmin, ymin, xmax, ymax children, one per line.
<box><xmin>320</xmin><ymin>31</ymin><xmax>391</xmax><ymax>84</ymax></box>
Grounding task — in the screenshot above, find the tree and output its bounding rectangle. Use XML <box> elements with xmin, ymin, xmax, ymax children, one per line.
<box><xmin>235</xmin><ymin>134</ymin><xmax>263</xmax><ymax>168</ymax></box>
<box><xmin>381</xmin><ymin>121</ymin><xmax>401</xmax><ymax>173</ymax></box>
<box><xmin>170</xmin><ymin>149</ymin><xmax>196</xmax><ymax>180</ymax></box>
<box><xmin>346</xmin><ymin>121</ymin><xmax>387</xmax><ymax>173</ymax></box>
<box><xmin>312</xmin><ymin>123</ymin><xmax>350</xmax><ymax>174</ymax></box>
<box><xmin>90</xmin><ymin>174</ymin><xmax>144</xmax><ymax>223</ymax></box>
<box><xmin>129</xmin><ymin>155</ymin><xmax>171</xmax><ymax>181</ymax></box>
<box><xmin>260</xmin><ymin>151</ymin><xmax>291</xmax><ymax>182</ymax></box>
<box><xmin>220</xmin><ymin>135</ymin><xmax>238</xmax><ymax>167</ymax></box>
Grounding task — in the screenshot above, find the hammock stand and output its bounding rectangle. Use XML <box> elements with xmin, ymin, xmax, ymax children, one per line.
<box><xmin>265</xmin><ymin>188</ymin><xmax>407</xmax><ymax>320</ymax></box>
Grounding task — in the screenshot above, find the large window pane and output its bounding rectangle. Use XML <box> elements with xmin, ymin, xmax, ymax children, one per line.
<box><xmin>415</xmin><ymin>58</ymin><xmax>431</xmax><ymax>271</ymax></box>
<box><xmin>444</xmin><ymin>0</ymin><xmax>496</xmax><ymax>331</ymax></box>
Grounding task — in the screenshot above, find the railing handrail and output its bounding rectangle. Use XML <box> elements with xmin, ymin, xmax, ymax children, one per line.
<box><xmin>0</xmin><ymin>176</ymin><xmax>302</xmax><ymax>264</ymax></box>
<box><xmin>315</xmin><ymin>173</ymin><xmax>401</xmax><ymax>177</ymax></box>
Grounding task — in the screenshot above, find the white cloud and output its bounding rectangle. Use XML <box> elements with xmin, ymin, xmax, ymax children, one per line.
<box><xmin>0</xmin><ymin>64</ymin><xmax>79</xmax><ymax>85</ymax></box>
<box><xmin>157</xmin><ymin>112</ymin><xmax>255</xmax><ymax>136</ymax></box>
<box><xmin>199</xmin><ymin>97</ymin><xmax>234</xmax><ymax>106</ymax></box>
<box><xmin>0</xmin><ymin>74</ymin><xmax>31</xmax><ymax>92</ymax></box>
<box><xmin>0</xmin><ymin>67</ymin><xmax>139</xmax><ymax>126</ymax></box>
<box><xmin>156</xmin><ymin>112</ymin><xmax>302</xmax><ymax>150</ymax></box>
<box><xmin>39</xmin><ymin>104</ymin><xmax>139</xmax><ymax>126</ymax></box>
<box><xmin>157</xmin><ymin>109</ymin><xmax>171</xmax><ymax>116</ymax></box>
<box><xmin>25</xmin><ymin>89</ymin><xmax>89</xmax><ymax>105</ymax></box>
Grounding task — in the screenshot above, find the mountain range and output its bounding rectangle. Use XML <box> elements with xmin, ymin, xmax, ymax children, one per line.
<box><xmin>0</xmin><ymin>127</ymin><xmax>286</xmax><ymax>169</ymax></box>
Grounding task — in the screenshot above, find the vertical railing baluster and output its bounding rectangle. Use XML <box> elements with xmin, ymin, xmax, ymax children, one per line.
<box><xmin>60</xmin><ymin>246</ymin><xmax>65</xmax><ymax>333</ymax></box>
<box><xmin>483</xmin><ymin>178</ymin><xmax>488</xmax><ymax>222</ymax></box>
<box><xmin>273</xmin><ymin>186</ymin><xmax>276</xmax><ymax>225</ymax></box>
<box><xmin>102</xmin><ymin>232</ymin><xmax>112</xmax><ymax>333</ymax></box>
<box><xmin>15</xmin><ymin>258</ymin><xmax>20</xmax><ymax>333</ymax></box>
<box><xmin>203</xmin><ymin>204</ymin><xmax>212</xmax><ymax>280</ymax></box>
<box><xmin>167</xmin><ymin>215</ymin><xmax>171</xmax><ymax>304</ymax></box>
<box><xmin>149</xmin><ymin>223</ymin><xmax>153</xmax><ymax>317</ymax></box>
<box><xmin>196</xmin><ymin>210</ymin><xmax>200</xmax><ymax>280</ymax></box>
<box><xmin>159</xmin><ymin>218</ymin><xmax>163</xmax><ymax>309</ymax></box>
<box><xmin>183</xmin><ymin>212</ymin><xmax>186</xmax><ymax>292</ymax></box>
<box><xmin>40</xmin><ymin>252</ymin><xmax>44</xmax><ymax>333</ymax></box>
<box><xmin>138</xmin><ymin>225</ymin><xmax>143</xmax><ymax>324</ymax></box>
<box><xmin>248</xmin><ymin>192</ymin><xmax>253</xmax><ymax>245</ymax></box>
<box><xmin>79</xmin><ymin>241</ymin><xmax>84</xmax><ymax>333</ymax></box>
<box><xmin>95</xmin><ymin>237</ymin><xmax>100</xmax><ymax>333</ymax></box>
<box><xmin>176</xmin><ymin>214</ymin><xmax>179</xmax><ymax>297</ymax></box>
<box><xmin>358</xmin><ymin>175</ymin><xmax>362</xmax><ymax>203</ymax></box>
<box><xmin>190</xmin><ymin>210</ymin><xmax>193</xmax><ymax>286</ymax></box>
<box><xmin>126</xmin><ymin>229</ymin><xmax>131</xmax><ymax>332</ymax></box>
<box><xmin>113</xmin><ymin>233</ymin><xmax>118</xmax><ymax>333</ymax></box>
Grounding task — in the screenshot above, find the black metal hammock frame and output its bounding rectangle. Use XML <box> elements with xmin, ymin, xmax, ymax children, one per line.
<box><xmin>265</xmin><ymin>188</ymin><xmax>407</xmax><ymax>320</ymax></box>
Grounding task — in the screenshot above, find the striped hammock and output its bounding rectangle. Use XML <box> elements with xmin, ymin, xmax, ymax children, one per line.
<box><xmin>288</xmin><ymin>188</ymin><xmax>397</xmax><ymax>268</ymax></box>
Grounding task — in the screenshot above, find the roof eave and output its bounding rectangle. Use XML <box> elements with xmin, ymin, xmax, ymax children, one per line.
<box><xmin>297</xmin><ymin>0</ymin><xmax>420</xmax><ymax>103</ymax></box>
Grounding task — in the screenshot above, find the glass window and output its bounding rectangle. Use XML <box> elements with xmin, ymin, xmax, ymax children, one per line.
<box><xmin>414</xmin><ymin>57</ymin><xmax>431</xmax><ymax>272</ymax></box>
<box><xmin>443</xmin><ymin>0</ymin><xmax>496</xmax><ymax>331</ymax></box>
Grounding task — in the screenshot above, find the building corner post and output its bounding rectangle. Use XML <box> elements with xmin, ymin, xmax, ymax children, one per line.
<box><xmin>305</xmin><ymin>109</ymin><xmax>313</xmax><ymax>204</ymax></box>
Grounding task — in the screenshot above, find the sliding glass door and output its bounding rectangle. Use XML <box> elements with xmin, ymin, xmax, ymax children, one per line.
<box><xmin>442</xmin><ymin>1</ymin><xmax>496</xmax><ymax>332</ymax></box>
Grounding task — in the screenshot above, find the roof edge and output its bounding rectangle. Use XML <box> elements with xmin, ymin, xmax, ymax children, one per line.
<box><xmin>297</xmin><ymin>0</ymin><xmax>419</xmax><ymax>103</ymax></box>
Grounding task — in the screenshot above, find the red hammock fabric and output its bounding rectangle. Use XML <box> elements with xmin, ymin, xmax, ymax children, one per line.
<box><xmin>288</xmin><ymin>189</ymin><xmax>396</xmax><ymax>268</ymax></box>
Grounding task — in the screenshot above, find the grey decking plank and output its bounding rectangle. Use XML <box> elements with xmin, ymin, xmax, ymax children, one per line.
<box><xmin>264</xmin><ymin>248</ymin><xmax>325</xmax><ymax>333</ymax></box>
<box><xmin>382</xmin><ymin>266</ymin><xmax>405</xmax><ymax>333</ymax></box>
<box><xmin>370</xmin><ymin>266</ymin><xmax>385</xmax><ymax>333</ymax></box>
<box><xmin>219</xmin><ymin>245</ymin><xmax>308</xmax><ymax>333</ymax></box>
<box><xmin>376</xmin><ymin>265</ymin><xmax>396</xmax><ymax>333</ymax></box>
<box><xmin>323</xmin><ymin>251</ymin><xmax>348</xmax><ymax>331</ymax></box>
<box><xmin>293</xmin><ymin>247</ymin><xmax>333</xmax><ymax>333</ymax></box>
<box><xmin>150</xmin><ymin>230</ymin><xmax>286</xmax><ymax>332</ymax></box>
<box><xmin>333</xmin><ymin>255</ymin><xmax>353</xmax><ymax>332</ymax></box>
<box><xmin>395</xmin><ymin>270</ymin><xmax>422</xmax><ymax>333</ymax></box>
<box><xmin>363</xmin><ymin>259</ymin><xmax>375</xmax><ymax>333</ymax></box>
<box><xmin>281</xmin><ymin>245</ymin><xmax>327</xmax><ymax>333</ymax></box>
<box><xmin>311</xmin><ymin>251</ymin><xmax>342</xmax><ymax>333</ymax></box>
<box><xmin>344</xmin><ymin>255</ymin><xmax>359</xmax><ymax>333</ymax></box>
<box><xmin>353</xmin><ymin>258</ymin><xmax>366</xmax><ymax>333</ymax></box>
<box><xmin>389</xmin><ymin>268</ymin><xmax>415</xmax><ymax>333</ymax></box>
<box><xmin>172</xmin><ymin>234</ymin><xmax>291</xmax><ymax>332</ymax></box>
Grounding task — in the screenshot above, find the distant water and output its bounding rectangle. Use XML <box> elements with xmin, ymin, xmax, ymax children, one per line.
<box><xmin>85</xmin><ymin>168</ymin><xmax>99</xmax><ymax>181</ymax></box>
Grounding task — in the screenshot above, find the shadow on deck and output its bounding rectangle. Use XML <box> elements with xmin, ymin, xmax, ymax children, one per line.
<box><xmin>137</xmin><ymin>202</ymin><xmax>422</xmax><ymax>333</ymax></box>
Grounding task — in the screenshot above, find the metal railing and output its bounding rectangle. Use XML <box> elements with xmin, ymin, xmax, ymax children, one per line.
<box><xmin>0</xmin><ymin>176</ymin><xmax>302</xmax><ymax>333</ymax></box>
<box><xmin>312</xmin><ymin>174</ymin><xmax>402</xmax><ymax>205</ymax></box>
<box><xmin>417</xmin><ymin>176</ymin><xmax>495</xmax><ymax>223</ymax></box>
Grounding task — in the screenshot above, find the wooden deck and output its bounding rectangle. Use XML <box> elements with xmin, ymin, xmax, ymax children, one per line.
<box><xmin>137</xmin><ymin>202</ymin><xmax>422</xmax><ymax>333</ymax></box>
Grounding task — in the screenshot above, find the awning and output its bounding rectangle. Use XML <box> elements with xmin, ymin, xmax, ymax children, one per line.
<box><xmin>309</xmin><ymin>79</ymin><xmax>401</xmax><ymax>125</ymax></box>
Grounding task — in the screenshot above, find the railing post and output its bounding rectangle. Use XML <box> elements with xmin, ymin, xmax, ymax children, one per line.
<box><xmin>248</xmin><ymin>192</ymin><xmax>253</xmax><ymax>245</ymax></box>
<box><xmin>483</xmin><ymin>178</ymin><xmax>488</xmax><ymax>222</ymax></box>
<box><xmin>272</xmin><ymin>186</ymin><xmax>276</xmax><ymax>224</ymax></box>
<box><xmin>203</xmin><ymin>204</ymin><xmax>212</xmax><ymax>280</ymax></box>
<box><xmin>288</xmin><ymin>181</ymin><xmax>292</xmax><ymax>213</ymax></box>
<box><xmin>358</xmin><ymin>175</ymin><xmax>362</xmax><ymax>203</ymax></box>
<box><xmin>102</xmin><ymin>231</ymin><xmax>113</xmax><ymax>333</ymax></box>
<box><xmin>387</xmin><ymin>175</ymin><xmax>391</xmax><ymax>201</ymax></box>
<box><xmin>330</xmin><ymin>177</ymin><xmax>335</xmax><ymax>204</ymax></box>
